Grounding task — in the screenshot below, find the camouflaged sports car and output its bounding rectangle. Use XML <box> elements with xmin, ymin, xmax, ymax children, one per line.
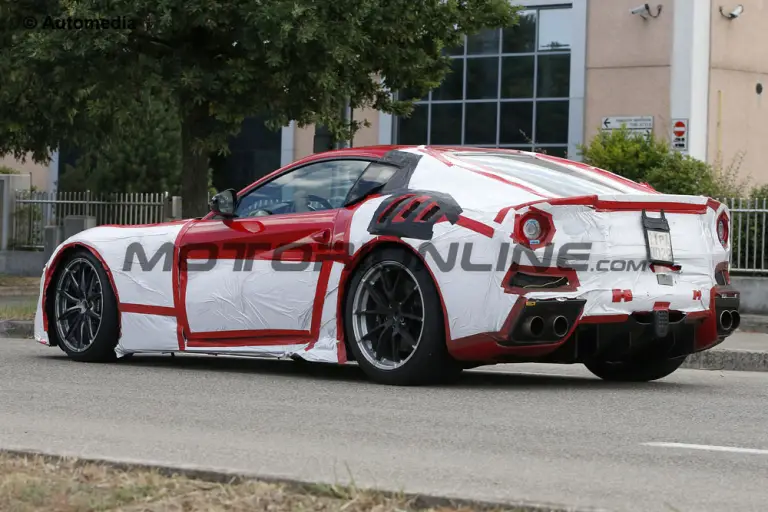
<box><xmin>34</xmin><ymin>145</ymin><xmax>740</xmax><ymax>385</ymax></box>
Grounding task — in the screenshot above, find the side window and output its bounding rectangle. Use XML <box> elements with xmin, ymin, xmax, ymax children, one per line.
<box><xmin>344</xmin><ymin>162</ymin><xmax>400</xmax><ymax>205</ymax></box>
<box><xmin>235</xmin><ymin>160</ymin><xmax>371</xmax><ymax>217</ymax></box>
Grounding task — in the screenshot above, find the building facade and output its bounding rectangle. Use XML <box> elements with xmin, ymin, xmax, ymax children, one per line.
<box><xmin>286</xmin><ymin>0</ymin><xmax>768</xmax><ymax>185</ymax></box>
<box><xmin>4</xmin><ymin>0</ymin><xmax>767</xmax><ymax>190</ymax></box>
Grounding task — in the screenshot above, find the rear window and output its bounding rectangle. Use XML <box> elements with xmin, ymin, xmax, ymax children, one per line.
<box><xmin>452</xmin><ymin>152</ymin><xmax>629</xmax><ymax>196</ymax></box>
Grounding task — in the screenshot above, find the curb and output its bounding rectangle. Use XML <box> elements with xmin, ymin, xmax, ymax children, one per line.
<box><xmin>682</xmin><ymin>348</ymin><xmax>768</xmax><ymax>372</ymax></box>
<box><xmin>0</xmin><ymin>447</ymin><xmax>607</xmax><ymax>512</ymax></box>
<box><xmin>0</xmin><ymin>320</ymin><xmax>33</xmax><ymax>338</ymax></box>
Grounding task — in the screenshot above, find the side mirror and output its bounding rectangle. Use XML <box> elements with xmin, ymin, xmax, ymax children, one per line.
<box><xmin>209</xmin><ymin>189</ymin><xmax>237</xmax><ymax>217</ymax></box>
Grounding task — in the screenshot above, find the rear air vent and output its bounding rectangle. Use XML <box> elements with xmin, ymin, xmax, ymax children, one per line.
<box><xmin>509</xmin><ymin>272</ymin><xmax>569</xmax><ymax>289</ymax></box>
<box><xmin>420</xmin><ymin>205</ymin><xmax>441</xmax><ymax>222</ymax></box>
<box><xmin>377</xmin><ymin>195</ymin><xmax>412</xmax><ymax>222</ymax></box>
<box><xmin>400</xmin><ymin>199</ymin><xmax>421</xmax><ymax>219</ymax></box>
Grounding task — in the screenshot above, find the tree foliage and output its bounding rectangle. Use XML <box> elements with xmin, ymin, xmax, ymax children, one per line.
<box><xmin>58</xmin><ymin>88</ymin><xmax>182</xmax><ymax>194</ymax></box>
<box><xmin>0</xmin><ymin>0</ymin><xmax>520</xmax><ymax>216</ymax></box>
<box><xmin>578</xmin><ymin>127</ymin><xmax>750</xmax><ymax>198</ymax></box>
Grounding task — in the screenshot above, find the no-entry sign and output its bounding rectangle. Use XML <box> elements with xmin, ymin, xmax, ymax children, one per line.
<box><xmin>671</xmin><ymin>119</ymin><xmax>688</xmax><ymax>152</ymax></box>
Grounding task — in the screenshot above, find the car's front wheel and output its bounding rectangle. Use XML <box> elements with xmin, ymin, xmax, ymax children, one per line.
<box><xmin>47</xmin><ymin>249</ymin><xmax>120</xmax><ymax>362</ymax></box>
<box><xmin>344</xmin><ymin>247</ymin><xmax>461</xmax><ymax>385</ymax></box>
<box><xmin>584</xmin><ymin>353</ymin><xmax>687</xmax><ymax>382</ymax></box>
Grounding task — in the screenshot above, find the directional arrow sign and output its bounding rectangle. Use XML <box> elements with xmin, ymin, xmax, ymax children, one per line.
<box><xmin>601</xmin><ymin>116</ymin><xmax>654</xmax><ymax>131</ymax></box>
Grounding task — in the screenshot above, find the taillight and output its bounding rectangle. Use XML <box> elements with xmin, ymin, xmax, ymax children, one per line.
<box><xmin>717</xmin><ymin>212</ymin><xmax>729</xmax><ymax>248</ymax></box>
<box><xmin>514</xmin><ymin>210</ymin><xmax>554</xmax><ymax>249</ymax></box>
<box><xmin>523</xmin><ymin>218</ymin><xmax>542</xmax><ymax>240</ymax></box>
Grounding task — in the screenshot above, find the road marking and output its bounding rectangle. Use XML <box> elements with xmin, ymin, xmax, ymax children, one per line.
<box><xmin>643</xmin><ymin>442</ymin><xmax>768</xmax><ymax>455</ymax></box>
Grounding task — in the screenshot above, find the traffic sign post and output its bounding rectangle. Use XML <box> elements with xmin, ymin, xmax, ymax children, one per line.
<box><xmin>670</xmin><ymin>119</ymin><xmax>688</xmax><ymax>152</ymax></box>
<box><xmin>601</xmin><ymin>116</ymin><xmax>654</xmax><ymax>139</ymax></box>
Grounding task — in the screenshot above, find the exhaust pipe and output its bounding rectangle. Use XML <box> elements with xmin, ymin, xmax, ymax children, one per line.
<box><xmin>552</xmin><ymin>316</ymin><xmax>570</xmax><ymax>338</ymax></box>
<box><xmin>718</xmin><ymin>310</ymin><xmax>733</xmax><ymax>331</ymax></box>
<box><xmin>522</xmin><ymin>316</ymin><xmax>545</xmax><ymax>337</ymax></box>
<box><xmin>730</xmin><ymin>311</ymin><xmax>741</xmax><ymax>330</ymax></box>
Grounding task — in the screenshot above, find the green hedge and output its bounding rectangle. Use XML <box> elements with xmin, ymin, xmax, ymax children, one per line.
<box><xmin>578</xmin><ymin>127</ymin><xmax>751</xmax><ymax>198</ymax></box>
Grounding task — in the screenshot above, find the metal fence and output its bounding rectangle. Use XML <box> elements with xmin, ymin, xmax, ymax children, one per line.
<box><xmin>725</xmin><ymin>198</ymin><xmax>768</xmax><ymax>275</ymax></box>
<box><xmin>11</xmin><ymin>191</ymin><xmax>169</xmax><ymax>249</ymax></box>
<box><xmin>6</xmin><ymin>190</ymin><xmax>768</xmax><ymax>274</ymax></box>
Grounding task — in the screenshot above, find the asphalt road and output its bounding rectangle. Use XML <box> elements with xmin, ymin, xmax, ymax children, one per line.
<box><xmin>2</xmin><ymin>338</ymin><xmax>768</xmax><ymax>512</ymax></box>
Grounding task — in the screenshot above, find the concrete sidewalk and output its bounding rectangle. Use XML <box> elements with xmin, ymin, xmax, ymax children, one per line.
<box><xmin>682</xmin><ymin>331</ymin><xmax>768</xmax><ymax>372</ymax></box>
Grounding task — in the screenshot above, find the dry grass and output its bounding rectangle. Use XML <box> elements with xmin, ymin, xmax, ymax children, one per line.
<box><xmin>0</xmin><ymin>453</ymin><xmax>523</xmax><ymax>512</ymax></box>
<box><xmin>0</xmin><ymin>302</ymin><xmax>37</xmax><ymax>321</ymax></box>
<box><xmin>0</xmin><ymin>275</ymin><xmax>40</xmax><ymax>289</ymax></box>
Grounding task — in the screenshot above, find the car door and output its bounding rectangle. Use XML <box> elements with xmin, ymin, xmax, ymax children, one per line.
<box><xmin>177</xmin><ymin>158</ymin><xmax>374</xmax><ymax>348</ymax></box>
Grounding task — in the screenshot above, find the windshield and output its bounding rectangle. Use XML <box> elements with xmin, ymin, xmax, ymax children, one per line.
<box><xmin>451</xmin><ymin>152</ymin><xmax>629</xmax><ymax>197</ymax></box>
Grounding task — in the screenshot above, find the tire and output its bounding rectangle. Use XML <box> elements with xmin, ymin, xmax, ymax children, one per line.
<box><xmin>47</xmin><ymin>248</ymin><xmax>120</xmax><ymax>362</ymax></box>
<box><xmin>584</xmin><ymin>354</ymin><xmax>686</xmax><ymax>382</ymax></box>
<box><xmin>344</xmin><ymin>246</ymin><xmax>462</xmax><ymax>386</ymax></box>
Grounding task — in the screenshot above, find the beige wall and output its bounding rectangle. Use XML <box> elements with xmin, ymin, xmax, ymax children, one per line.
<box><xmin>292</xmin><ymin>108</ymin><xmax>380</xmax><ymax>161</ymax></box>
<box><xmin>0</xmin><ymin>153</ymin><xmax>48</xmax><ymax>190</ymax></box>
<box><xmin>293</xmin><ymin>124</ymin><xmax>316</xmax><ymax>161</ymax></box>
<box><xmin>707</xmin><ymin>0</ymin><xmax>768</xmax><ymax>184</ymax></box>
<box><xmin>583</xmin><ymin>0</ymin><xmax>675</xmax><ymax>142</ymax></box>
<box><xmin>350</xmin><ymin>107</ymin><xmax>379</xmax><ymax>147</ymax></box>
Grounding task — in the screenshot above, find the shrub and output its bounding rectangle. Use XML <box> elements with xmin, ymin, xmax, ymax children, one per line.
<box><xmin>644</xmin><ymin>152</ymin><xmax>715</xmax><ymax>196</ymax></box>
<box><xmin>579</xmin><ymin>127</ymin><xmax>750</xmax><ymax>198</ymax></box>
<box><xmin>749</xmin><ymin>183</ymin><xmax>768</xmax><ymax>200</ymax></box>
<box><xmin>577</xmin><ymin>127</ymin><xmax>669</xmax><ymax>182</ymax></box>
<box><xmin>0</xmin><ymin>165</ymin><xmax>20</xmax><ymax>174</ymax></box>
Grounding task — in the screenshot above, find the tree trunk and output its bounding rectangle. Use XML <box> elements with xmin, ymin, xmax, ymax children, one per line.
<box><xmin>180</xmin><ymin>104</ymin><xmax>212</xmax><ymax>219</ymax></box>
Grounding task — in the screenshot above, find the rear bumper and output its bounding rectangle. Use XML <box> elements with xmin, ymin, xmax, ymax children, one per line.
<box><xmin>448</xmin><ymin>285</ymin><xmax>740</xmax><ymax>363</ymax></box>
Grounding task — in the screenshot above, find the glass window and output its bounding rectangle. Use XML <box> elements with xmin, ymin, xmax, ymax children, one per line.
<box><xmin>400</xmin><ymin>86</ymin><xmax>429</xmax><ymax>102</ymax></box>
<box><xmin>535</xmin><ymin>101</ymin><xmax>569</xmax><ymax>144</ymax></box>
<box><xmin>464</xmin><ymin>103</ymin><xmax>497</xmax><ymax>144</ymax></box>
<box><xmin>392</xmin><ymin>5</ymin><xmax>573</xmax><ymax>152</ymax></box>
<box><xmin>345</xmin><ymin>163</ymin><xmax>400</xmax><ymax>205</ymax></box>
<box><xmin>431</xmin><ymin>104</ymin><xmax>463</xmax><ymax>144</ymax></box>
<box><xmin>502</xmin><ymin>10</ymin><xmax>536</xmax><ymax>53</ymax></box>
<box><xmin>397</xmin><ymin>105</ymin><xmax>428</xmax><ymax>145</ymax></box>
<box><xmin>537</xmin><ymin>54</ymin><xmax>570</xmax><ymax>98</ymax></box>
<box><xmin>235</xmin><ymin>160</ymin><xmax>371</xmax><ymax>217</ymax></box>
<box><xmin>313</xmin><ymin>125</ymin><xmax>334</xmax><ymax>153</ymax></box>
<box><xmin>501</xmin><ymin>56</ymin><xmax>534</xmax><ymax>98</ymax></box>
<box><xmin>499</xmin><ymin>102</ymin><xmax>533</xmax><ymax>144</ymax></box>
<box><xmin>538</xmin><ymin>9</ymin><xmax>572</xmax><ymax>51</ymax></box>
<box><xmin>534</xmin><ymin>146</ymin><xmax>569</xmax><ymax>158</ymax></box>
<box><xmin>467</xmin><ymin>29</ymin><xmax>500</xmax><ymax>55</ymax></box>
<box><xmin>466</xmin><ymin>57</ymin><xmax>499</xmax><ymax>99</ymax></box>
<box><xmin>432</xmin><ymin>59</ymin><xmax>464</xmax><ymax>101</ymax></box>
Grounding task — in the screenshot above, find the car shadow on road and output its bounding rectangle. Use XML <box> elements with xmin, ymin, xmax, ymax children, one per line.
<box><xmin>39</xmin><ymin>352</ymin><xmax>700</xmax><ymax>390</ymax></box>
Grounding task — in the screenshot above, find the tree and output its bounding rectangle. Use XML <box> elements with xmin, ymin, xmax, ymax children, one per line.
<box><xmin>58</xmin><ymin>88</ymin><xmax>183</xmax><ymax>195</ymax></box>
<box><xmin>0</xmin><ymin>0</ymin><xmax>520</xmax><ymax>217</ymax></box>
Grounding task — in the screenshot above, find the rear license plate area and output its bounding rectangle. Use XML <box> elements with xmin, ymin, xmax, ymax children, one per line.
<box><xmin>642</xmin><ymin>210</ymin><xmax>674</xmax><ymax>266</ymax></box>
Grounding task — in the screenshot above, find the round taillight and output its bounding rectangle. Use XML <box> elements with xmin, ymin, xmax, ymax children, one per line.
<box><xmin>523</xmin><ymin>218</ymin><xmax>542</xmax><ymax>241</ymax></box>
<box><xmin>717</xmin><ymin>214</ymin><xmax>729</xmax><ymax>247</ymax></box>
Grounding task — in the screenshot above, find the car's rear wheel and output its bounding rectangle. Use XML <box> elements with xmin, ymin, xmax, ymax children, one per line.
<box><xmin>48</xmin><ymin>249</ymin><xmax>119</xmax><ymax>362</ymax></box>
<box><xmin>584</xmin><ymin>353</ymin><xmax>686</xmax><ymax>382</ymax></box>
<box><xmin>344</xmin><ymin>247</ymin><xmax>461</xmax><ymax>385</ymax></box>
